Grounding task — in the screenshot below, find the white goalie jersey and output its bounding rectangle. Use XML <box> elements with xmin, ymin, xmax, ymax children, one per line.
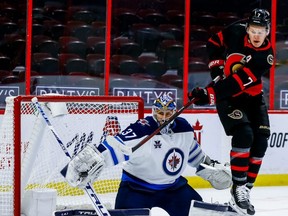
<box><xmin>64</xmin><ymin>115</ymin><xmax>231</xmax><ymax>190</ymax></box>
<box><xmin>101</xmin><ymin>116</ymin><xmax>206</xmax><ymax>187</ymax></box>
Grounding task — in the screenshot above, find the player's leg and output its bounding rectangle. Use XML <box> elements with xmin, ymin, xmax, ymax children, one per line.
<box><xmin>246</xmin><ymin>134</ymin><xmax>267</xmax><ymax>188</ymax></box>
<box><xmin>245</xmin><ymin>99</ymin><xmax>270</xmax><ymax>215</ymax></box>
<box><xmin>157</xmin><ymin>178</ymin><xmax>202</xmax><ymax>216</ymax></box>
<box><xmin>216</xmin><ymin>100</ymin><xmax>253</xmax><ymax>213</ymax></box>
<box><xmin>247</xmin><ymin>97</ymin><xmax>270</xmax><ymax>189</ymax></box>
<box><xmin>158</xmin><ymin>183</ymin><xmax>238</xmax><ymax>216</ymax></box>
<box><xmin>229</xmin><ymin>124</ymin><xmax>254</xmax><ymax>208</ymax></box>
<box><xmin>115</xmin><ymin>181</ymin><xmax>155</xmax><ymax>210</ymax></box>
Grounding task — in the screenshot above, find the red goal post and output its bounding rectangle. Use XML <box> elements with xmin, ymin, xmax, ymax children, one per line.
<box><xmin>0</xmin><ymin>95</ymin><xmax>144</xmax><ymax>216</ymax></box>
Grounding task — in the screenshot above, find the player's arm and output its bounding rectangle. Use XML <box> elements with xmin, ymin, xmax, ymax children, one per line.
<box><xmin>105</xmin><ymin>135</ymin><xmax>133</xmax><ymax>155</ymax></box>
<box><xmin>207</xmin><ymin>22</ymin><xmax>245</xmax><ymax>80</ymax></box>
<box><xmin>188</xmin><ymin>62</ymin><xmax>270</xmax><ymax>105</ymax></box>
<box><xmin>215</xmin><ymin>69</ymin><xmax>258</xmax><ymax>99</ymax></box>
<box><xmin>188</xmin><ymin>139</ymin><xmax>232</xmax><ymax>190</ymax></box>
<box><xmin>206</xmin><ymin>23</ymin><xmax>241</xmax><ymax>80</ymax></box>
<box><xmin>105</xmin><ymin>118</ymin><xmax>151</xmax><ymax>155</ymax></box>
<box><xmin>97</xmin><ymin>119</ymin><xmax>147</xmax><ymax>165</ymax></box>
<box><xmin>207</xmin><ymin>32</ymin><xmax>226</xmax><ymax>80</ymax></box>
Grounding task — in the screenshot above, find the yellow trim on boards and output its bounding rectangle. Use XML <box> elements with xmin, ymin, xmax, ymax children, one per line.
<box><xmin>1</xmin><ymin>175</ymin><xmax>287</xmax><ymax>194</ymax></box>
<box><xmin>186</xmin><ymin>174</ymin><xmax>288</xmax><ymax>188</ymax></box>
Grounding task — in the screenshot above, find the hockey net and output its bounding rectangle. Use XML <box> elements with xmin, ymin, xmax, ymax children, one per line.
<box><xmin>0</xmin><ymin>95</ymin><xmax>144</xmax><ymax>216</ymax></box>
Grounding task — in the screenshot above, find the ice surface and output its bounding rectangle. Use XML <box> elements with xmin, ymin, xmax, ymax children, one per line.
<box><xmin>150</xmin><ymin>186</ymin><xmax>288</xmax><ymax>216</ymax></box>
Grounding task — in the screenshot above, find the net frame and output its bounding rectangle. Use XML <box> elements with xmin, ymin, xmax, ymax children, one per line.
<box><xmin>0</xmin><ymin>95</ymin><xmax>144</xmax><ymax>216</ymax></box>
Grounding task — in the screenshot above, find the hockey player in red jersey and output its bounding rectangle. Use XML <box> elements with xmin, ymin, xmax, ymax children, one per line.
<box><xmin>188</xmin><ymin>8</ymin><xmax>274</xmax><ymax>215</ymax></box>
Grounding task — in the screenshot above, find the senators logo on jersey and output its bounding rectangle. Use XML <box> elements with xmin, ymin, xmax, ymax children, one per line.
<box><xmin>228</xmin><ymin>109</ymin><xmax>243</xmax><ymax>119</ymax></box>
<box><xmin>224</xmin><ymin>53</ymin><xmax>252</xmax><ymax>77</ymax></box>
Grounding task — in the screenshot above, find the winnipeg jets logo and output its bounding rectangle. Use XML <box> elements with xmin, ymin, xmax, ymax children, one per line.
<box><xmin>163</xmin><ymin>148</ymin><xmax>184</xmax><ymax>176</ymax></box>
<box><xmin>228</xmin><ymin>109</ymin><xmax>243</xmax><ymax>119</ymax></box>
<box><xmin>154</xmin><ymin>140</ymin><xmax>162</xmax><ymax>149</ymax></box>
<box><xmin>168</xmin><ymin>153</ymin><xmax>180</xmax><ymax>170</ymax></box>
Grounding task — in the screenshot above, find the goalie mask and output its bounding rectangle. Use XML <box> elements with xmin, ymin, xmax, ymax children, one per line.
<box><xmin>152</xmin><ymin>95</ymin><xmax>176</xmax><ymax>134</ymax></box>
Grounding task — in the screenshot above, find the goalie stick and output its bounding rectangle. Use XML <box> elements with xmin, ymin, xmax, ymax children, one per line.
<box><xmin>131</xmin><ymin>75</ymin><xmax>221</xmax><ymax>153</ymax></box>
<box><xmin>31</xmin><ymin>97</ymin><xmax>111</xmax><ymax>216</ymax></box>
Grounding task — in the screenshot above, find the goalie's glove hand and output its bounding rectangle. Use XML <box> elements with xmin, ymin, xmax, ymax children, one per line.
<box><xmin>61</xmin><ymin>145</ymin><xmax>105</xmax><ymax>188</ymax></box>
<box><xmin>188</xmin><ymin>87</ymin><xmax>216</xmax><ymax>105</ymax></box>
<box><xmin>196</xmin><ymin>160</ymin><xmax>232</xmax><ymax>190</ymax></box>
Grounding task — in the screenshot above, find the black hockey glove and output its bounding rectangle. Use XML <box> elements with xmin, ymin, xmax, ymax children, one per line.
<box><xmin>188</xmin><ymin>87</ymin><xmax>216</xmax><ymax>105</ymax></box>
<box><xmin>208</xmin><ymin>59</ymin><xmax>225</xmax><ymax>80</ymax></box>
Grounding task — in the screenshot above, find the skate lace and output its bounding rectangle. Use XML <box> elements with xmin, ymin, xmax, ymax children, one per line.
<box><xmin>235</xmin><ymin>185</ymin><xmax>250</xmax><ymax>202</ymax></box>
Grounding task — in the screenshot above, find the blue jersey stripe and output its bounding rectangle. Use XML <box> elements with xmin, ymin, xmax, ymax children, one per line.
<box><xmin>103</xmin><ymin>139</ymin><xmax>119</xmax><ymax>165</ymax></box>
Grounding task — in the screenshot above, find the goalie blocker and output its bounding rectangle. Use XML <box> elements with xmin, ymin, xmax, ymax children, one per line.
<box><xmin>196</xmin><ymin>158</ymin><xmax>232</xmax><ymax>190</ymax></box>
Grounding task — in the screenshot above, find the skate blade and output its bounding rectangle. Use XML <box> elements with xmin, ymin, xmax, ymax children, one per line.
<box><xmin>228</xmin><ymin>199</ymin><xmax>248</xmax><ymax>216</ymax></box>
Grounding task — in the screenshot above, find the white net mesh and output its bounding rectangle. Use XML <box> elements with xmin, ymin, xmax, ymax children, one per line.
<box><xmin>0</xmin><ymin>96</ymin><xmax>143</xmax><ymax>215</ymax></box>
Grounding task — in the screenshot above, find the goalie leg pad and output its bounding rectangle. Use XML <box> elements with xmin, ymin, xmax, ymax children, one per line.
<box><xmin>189</xmin><ymin>200</ymin><xmax>238</xmax><ymax>216</ymax></box>
<box><xmin>196</xmin><ymin>162</ymin><xmax>232</xmax><ymax>190</ymax></box>
<box><xmin>61</xmin><ymin>145</ymin><xmax>105</xmax><ymax>188</ymax></box>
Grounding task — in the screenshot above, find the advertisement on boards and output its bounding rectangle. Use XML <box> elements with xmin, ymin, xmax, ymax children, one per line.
<box><xmin>0</xmin><ymin>112</ymin><xmax>287</xmax><ymax>175</ymax></box>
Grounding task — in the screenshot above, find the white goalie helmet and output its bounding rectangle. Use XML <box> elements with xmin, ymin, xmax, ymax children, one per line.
<box><xmin>152</xmin><ymin>95</ymin><xmax>177</xmax><ymax>134</ymax></box>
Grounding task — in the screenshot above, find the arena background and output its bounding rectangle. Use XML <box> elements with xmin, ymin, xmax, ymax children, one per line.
<box><xmin>0</xmin><ymin>0</ymin><xmax>287</xmax><ymax>188</ymax></box>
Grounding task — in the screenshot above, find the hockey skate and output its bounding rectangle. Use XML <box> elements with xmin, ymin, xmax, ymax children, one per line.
<box><xmin>246</xmin><ymin>203</ymin><xmax>255</xmax><ymax>215</ymax></box>
<box><xmin>228</xmin><ymin>184</ymin><xmax>255</xmax><ymax>215</ymax></box>
<box><xmin>228</xmin><ymin>199</ymin><xmax>255</xmax><ymax>216</ymax></box>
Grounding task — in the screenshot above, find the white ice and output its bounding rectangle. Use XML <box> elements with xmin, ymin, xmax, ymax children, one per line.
<box><xmin>150</xmin><ymin>186</ymin><xmax>288</xmax><ymax>216</ymax></box>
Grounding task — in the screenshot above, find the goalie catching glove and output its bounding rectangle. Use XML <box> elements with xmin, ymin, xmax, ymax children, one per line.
<box><xmin>196</xmin><ymin>157</ymin><xmax>232</xmax><ymax>190</ymax></box>
<box><xmin>61</xmin><ymin>145</ymin><xmax>105</xmax><ymax>188</ymax></box>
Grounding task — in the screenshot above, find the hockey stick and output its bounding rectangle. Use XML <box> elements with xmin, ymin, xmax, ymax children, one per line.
<box><xmin>31</xmin><ymin>97</ymin><xmax>111</xmax><ymax>216</ymax></box>
<box><xmin>131</xmin><ymin>75</ymin><xmax>221</xmax><ymax>153</ymax></box>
